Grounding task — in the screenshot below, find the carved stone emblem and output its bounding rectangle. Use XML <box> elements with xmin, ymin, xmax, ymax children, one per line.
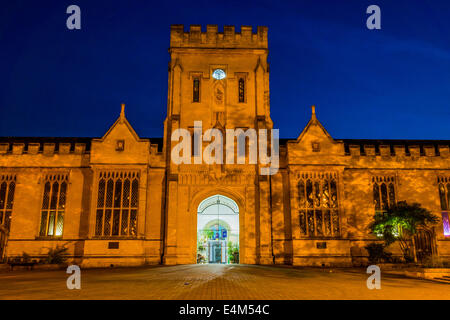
<box><xmin>215</xmin><ymin>87</ymin><xmax>223</xmax><ymax>104</ymax></box>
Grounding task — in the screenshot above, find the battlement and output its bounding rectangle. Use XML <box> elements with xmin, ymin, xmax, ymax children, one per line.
<box><xmin>342</xmin><ymin>139</ymin><xmax>450</xmax><ymax>157</ymax></box>
<box><xmin>170</xmin><ymin>25</ymin><xmax>268</xmax><ymax>49</ymax></box>
<box><xmin>0</xmin><ymin>137</ymin><xmax>91</xmax><ymax>156</ymax></box>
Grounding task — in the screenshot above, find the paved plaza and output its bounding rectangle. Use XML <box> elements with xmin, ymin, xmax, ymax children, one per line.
<box><xmin>0</xmin><ymin>264</ymin><xmax>448</xmax><ymax>300</ymax></box>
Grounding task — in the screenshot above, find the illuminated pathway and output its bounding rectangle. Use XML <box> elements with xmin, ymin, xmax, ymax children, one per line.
<box><xmin>0</xmin><ymin>264</ymin><xmax>448</xmax><ymax>300</ymax></box>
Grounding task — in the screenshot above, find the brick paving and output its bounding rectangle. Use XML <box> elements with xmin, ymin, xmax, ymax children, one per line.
<box><xmin>0</xmin><ymin>264</ymin><xmax>448</xmax><ymax>300</ymax></box>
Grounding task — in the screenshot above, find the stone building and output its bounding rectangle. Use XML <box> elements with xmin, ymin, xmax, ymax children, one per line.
<box><xmin>0</xmin><ymin>25</ymin><xmax>449</xmax><ymax>267</ymax></box>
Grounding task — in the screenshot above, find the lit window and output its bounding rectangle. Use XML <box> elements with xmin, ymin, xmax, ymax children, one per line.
<box><xmin>39</xmin><ymin>174</ymin><xmax>68</xmax><ymax>237</ymax></box>
<box><xmin>238</xmin><ymin>78</ymin><xmax>245</xmax><ymax>102</ymax></box>
<box><xmin>193</xmin><ymin>78</ymin><xmax>200</xmax><ymax>102</ymax></box>
<box><xmin>0</xmin><ymin>174</ymin><xmax>16</xmax><ymax>233</ymax></box>
<box><xmin>372</xmin><ymin>176</ymin><xmax>396</xmax><ymax>211</ymax></box>
<box><xmin>298</xmin><ymin>172</ymin><xmax>340</xmax><ymax>237</ymax></box>
<box><xmin>95</xmin><ymin>171</ymin><xmax>139</xmax><ymax>237</ymax></box>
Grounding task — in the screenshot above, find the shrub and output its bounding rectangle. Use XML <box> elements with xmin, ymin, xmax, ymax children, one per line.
<box><xmin>369</xmin><ymin>201</ymin><xmax>438</xmax><ymax>262</ymax></box>
<box><xmin>365</xmin><ymin>243</ymin><xmax>392</xmax><ymax>264</ymax></box>
<box><xmin>227</xmin><ymin>242</ymin><xmax>239</xmax><ymax>264</ymax></box>
<box><xmin>45</xmin><ymin>245</ymin><xmax>68</xmax><ymax>264</ymax></box>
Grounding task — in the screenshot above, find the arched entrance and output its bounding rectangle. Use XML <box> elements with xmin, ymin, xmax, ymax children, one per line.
<box><xmin>197</xmin><ymin>195</ymin><xmax>239</xmax><ymax>264</ymax></box>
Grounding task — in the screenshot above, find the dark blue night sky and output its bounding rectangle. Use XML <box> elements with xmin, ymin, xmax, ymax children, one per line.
<box><xmin>1</xmin><ymin>0</ymin><xmax>449</xmax><ymax>139</ymax></box>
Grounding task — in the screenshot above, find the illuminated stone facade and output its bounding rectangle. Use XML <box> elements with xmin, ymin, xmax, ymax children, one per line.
<box><xmin>0</xmin><ymin>25</ymin><xmax>449</xmax><ymax>267</ymax></box>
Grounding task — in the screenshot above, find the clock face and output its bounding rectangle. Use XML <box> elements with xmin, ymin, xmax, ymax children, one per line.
<box><xmin>212</xmin><ymin>69</ymin><xmax>226</xmax><ymax>80</ymax></box>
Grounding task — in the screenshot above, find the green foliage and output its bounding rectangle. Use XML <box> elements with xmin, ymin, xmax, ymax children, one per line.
<box><xmin>197</xmin><ymin>253</ymin><xmax>206</xmax><ymax>264</ymax></box>
<box><xmin>201</xmin><ymin>229</ymin><xmax>214</xmax><ymax>240</ymax></box>
<box><xmin>227</xmin><ymin>241</ymin><xmax>239</xmax><ymax>264</ymax></box>
<box><xmin>369</xmin><ymin>201</ymin><xmax>438</xmax><ymax>261</ymax></box>
<box><xmin>45</xmin><ymin>245</ymin><xmax>68</xmax><ymax>264</ymax></box>
<box><xmin>364</xmin><ymin>243</ymin><xmax>392</xmax><ymax>264</ymax></box>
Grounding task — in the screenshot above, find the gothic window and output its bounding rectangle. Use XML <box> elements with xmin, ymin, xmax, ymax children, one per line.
<box><xmin>188</xmin><ymin>127</ymin><xmax>202</xmax><ymax>157</ymax></box>
<box><xmin>39</xmin><ymin>174</ymin><xmax>68</xmax><ymax>237</ymax></box>
<box><xmin>298</xmin><ymin>172</ymin><xmax>340</xmax><ymax>237</ymax></box>
<box><xmin>193</xmin><ymin>78</ymin><xmax>200</xmax><ymax>102</ymax></box>
<box><xmin>0</xmin><ymin>174</ymin><xmax>16</xmax><ymax>233</ymax></box>
<box><xmin>437</xmin><ymin>177</ymin><xmax>450</xmax><ymax>236</ymax></box>
<box><xmin>95</xmin><ymin>171</ymin><xmax>139</xmax><ymax>237</ymax></box>
<box><xmin>437</xmin><ymin>176</ymin><xmax>450</xmax><ymax>211</ymax></box>
<box><xmin>238</xmin><ymin>78</ymin><xmax>245</xmax><ymax>103</ymax></box>
<box><xmin>372</xmin><ymin>176</ymin><xmax>396</xmax><ymax>211</ymax></box>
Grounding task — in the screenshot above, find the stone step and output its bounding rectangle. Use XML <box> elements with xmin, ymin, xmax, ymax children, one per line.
<box><xmin>433</xmin><ymin>277</ymin><xmax>450</xmax><ymax>284</ymax></box>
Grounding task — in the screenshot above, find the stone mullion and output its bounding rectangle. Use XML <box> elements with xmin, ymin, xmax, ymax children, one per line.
<box><xmin>56</xmin><ymin>180</ymin><xmax>62</xmax><ymax>236</ymax></box>
<box><xmin>301</xmin><ymin>180</ymin><xmax>307</xmax><ymax>237</ymax></box>
<box><xmin>377</xmin><ymin>184</ymin><xmax>382</xmax><ymax>211</ymax></box>
<box><xmin>119</xmin><ymin>176</ymin><xmax>124</xmax><ymax>236</ymax></box>
<box><xmin>113</xmin><ymin>175</ymin><xmax>118</xmax><ymax>236</ymax></box>
<box><xmin>328</xmin><ymin>177</ymin><xmax>332</xmax><ymax>235</ymax></box>
<box><xmin>126</xmin><ymin>178</ymin><xmax>131</xmax><ymax>236</ymax></box>
<box><xmin>312</xmin><ymin>180</ymin><xmax>317</xmax><ymax>237</ymax></box>
<box><xmin>318</xmin><ymin>179</ymin><xmax>324</xmax><ymax>236</ymax></box>
<box><xmin>101</xmin><ymin>177</ymin><xmax>108</xmax><ymax>236</ymax></box>
<box><xmin>106</xmin><ymin>177</ymin><xmax>114</xmax><ymax>236</ymax></box>
<box><xmin>100</xmin><ymin>176</ymin><xmax>106</xmax><ymax>237</ymax></box>
<box><xmin>331</xmin><ymin>178</ymin><xmax>337</xmax><ymax>237</ymax></box>
<box><xmin>45</xmin><ymin>181</ymin><xmax>54</xmax><ymax>236</ymax></box>
<box><xmin>2</xmin><ymin>181</ymin><xmax>11</xmax><ymax>228</ymax></box>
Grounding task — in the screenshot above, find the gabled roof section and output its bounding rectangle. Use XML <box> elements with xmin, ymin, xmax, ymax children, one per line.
<box><xmin>286</xmin><ymin>106</ymin><xmax>344</xmax><ymax>161</ymax></box>
<box><xmin>295</xmin><ymin>105</ymin><xmax>334</xmax><ymax>143</ymax></box>
<box><xmin>90</xmin><ymin>104</ymin><xmax>153</xmax><ymax>165</ymax></box>
<box><xmin>95</xmin><ymin>104</ymin><xmax>144</xmax><ymax>142</ymax></box>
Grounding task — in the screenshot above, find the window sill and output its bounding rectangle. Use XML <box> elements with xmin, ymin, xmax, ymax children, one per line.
<box><xmin>35</xmin><ymin>236</ymin><xmax>63</xmax><ymax>240</ymax></box>
<box><xmin>297</xmin><ymin>236</ymin><xmax>342</xmax><ymax>240</ymax></box>
<box><xmin>90</xmin><ymin>236</ymin><xmax>140</xmax><ymax>240</ymax></box>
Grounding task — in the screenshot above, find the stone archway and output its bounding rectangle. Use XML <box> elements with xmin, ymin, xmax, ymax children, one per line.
<box><xmin>196</xmin><ymin>194</ymin><xmax>239</xmax><ymax>264</ymax></box>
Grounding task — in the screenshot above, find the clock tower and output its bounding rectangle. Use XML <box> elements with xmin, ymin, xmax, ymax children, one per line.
<box><xmin>162</xmin><ymin>25</ymin><xmax>275</xmax><ymax>265</ymax></box>
<box><xmin>164</xmin><ymin>24</ymin><xmax>272</xmax><ymax>139</ymax></box>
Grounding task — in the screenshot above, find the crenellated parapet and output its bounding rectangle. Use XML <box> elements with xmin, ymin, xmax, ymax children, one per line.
<box><xmin>0</xmin><ymin>138</ymin><xmax>90</xmax><ymax>156</ymax></box>
<box><xmin>170</xmin><ymin>24</ymin><xmax>268</xmax><ymax>49</ymax></box>
<box><xmin>343</xmin><ymin>140</ymin><xmax>450</xmax><ymax>158</ymax></box>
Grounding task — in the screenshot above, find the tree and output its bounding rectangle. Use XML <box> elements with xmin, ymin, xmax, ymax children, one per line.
<box><xmin>369</xmin><ymin>201</ymin><xmax>438</xmax><ymax>262</ymax></box>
